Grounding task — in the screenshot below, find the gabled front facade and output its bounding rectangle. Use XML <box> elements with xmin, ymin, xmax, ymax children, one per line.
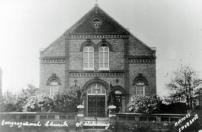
<box><xmin>40</xmin><ymin>4</ymin><xmax>156</xmax><ymax>116</ymax></box>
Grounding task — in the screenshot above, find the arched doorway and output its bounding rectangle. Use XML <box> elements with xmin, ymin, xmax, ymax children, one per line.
<box><xmin>114</xmin><ymin>90</ymin><xmax>122</xmax><ymax>113</ymax></box>
<box><xmin>112</xmin><ymin>85</ymin><xmax>126</xmax><ymax>113</ymax></box>
<box><xmin>86</xmin><ymin>83</ymin><xmax>107</xmax><ymax>117</ymax></box>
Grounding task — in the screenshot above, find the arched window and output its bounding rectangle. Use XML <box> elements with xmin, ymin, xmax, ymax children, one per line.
<box><xmin>99</xmin><ymin>47</ymin><xmax>109</xmax><ymax>70</ymax></box>
<box><xmin>136</xmin><ymin>82</ymin><xmax>145</xmax><ymax>96</ymax></box>
<box><xmin>83</xmin><ymin>47</ymin><xmax>94</xmax><ymax>70</ymax></box>
<box><xmin>46</xmin><ymin>74</ymin><xmax>61</xmax><ymax>97</ymax></box>
<box><xmin>50</xmin><ymin>80</ymin><xmax>59</xmax><ymax>97</ymax></box>
<box><xmin>133</xmin><ymin>74</ymin><xmax>148</xmax><ymax>96</ymax></box>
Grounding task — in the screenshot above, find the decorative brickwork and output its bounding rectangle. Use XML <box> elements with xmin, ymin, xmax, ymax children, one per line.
<box><xmin>46</xmin><ymin>74</ymin><xmax>61</xmax><ymax>85</ymax></box>
<box><xmin>41</xmin><ymin>59</ymin><xmax>65</xmax><ymax>64</ymax></box>
<box><xmin>69</xmin><ymin>72</ymin><xmax>124</xmax><ymax>78</ymax></box>
<box><xmin>80</xmin><ymin>39</ymin><xmax>96</xmax><ymax>51</ymax></box>
<box><xmin>97</xmin><ymin>39</ymin><xmax>113</xmax><ymax>51</ymax></box>
<box><xmin>128</xmin><ymin>58</ymin><xmax>155</xmax><ymax>64</ymax></box>
<box><xmin>70</xmin><ymin>35</ymin><xmax>128</xmax><ymax>39</ymax></box>
<box><xmin>133</xmin><ymin>73</ymin><xmax>148</xmax><ymax>86</ymax></box>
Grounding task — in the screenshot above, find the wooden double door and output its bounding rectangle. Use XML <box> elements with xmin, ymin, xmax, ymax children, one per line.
<box><xmin>88</xmin><ymin>95</ymin><xmax>105</xmax><ymax>117</ymax></box>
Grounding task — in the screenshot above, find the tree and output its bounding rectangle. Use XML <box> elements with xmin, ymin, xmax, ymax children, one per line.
<box><xmin>166</xmin><ymin>65</ymin><xmax>202</xmax><ymax>109</ymax></box>
<box><xmin>0</xmin><ymin>84</ymin><xmax>38</xmax><ymax>112</ymax></box>
<box><xmin>16</xmin><ymin>84</ymin><xmax>39</xmax><ymax>111</ymax></box>
<box><xmin>0</xmin><ymin>91</ymin><xmax>18</xmax><ymax>112</ymax></box>
<box><xmin>128</xmin><ymin>95</ymin><xmax>162</xmax><ymax>114</ymax></box>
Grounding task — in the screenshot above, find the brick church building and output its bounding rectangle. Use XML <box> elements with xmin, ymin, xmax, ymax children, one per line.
<box><xmin>39</xmin><ymin>4</ymin><xmax>156</xmax><ymax>117</ymax></box>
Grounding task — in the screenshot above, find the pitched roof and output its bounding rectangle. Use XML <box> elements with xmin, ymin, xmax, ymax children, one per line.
<box><xmin>41</xmin><ymin>4</ymin><xmax>155</xmax><ymax>54</ymax></box>
<box><xmin>64</xmin><ymin>4</ymin><xmax>130</xmax><ymax>35</ymax></box>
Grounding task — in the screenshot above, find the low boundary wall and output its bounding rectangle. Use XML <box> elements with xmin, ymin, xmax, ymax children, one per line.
<box><xmin>114</xmin><ymin>113</ymin><xmax>201</xmax><ymax>132</ymax></box>
<box><xmin>0</xmin><ymin>112</ymin><xmax>201</xmax><ymax>132</ymax></box>
<box><xmin>0</xmin><ymin>112</ymin><xmax>77</xmax><ymax>132</ymax></box>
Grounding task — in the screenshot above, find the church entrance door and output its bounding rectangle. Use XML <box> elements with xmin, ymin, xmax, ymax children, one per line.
<box><xmin>88</xmin><ymin>95</ymin><xmax>105</xmax><ymax>117</ymax></box>
<box><xmin>87</xmin><ymin>83</ymin><xmax>106</xmax><ymax>117</ymax></box>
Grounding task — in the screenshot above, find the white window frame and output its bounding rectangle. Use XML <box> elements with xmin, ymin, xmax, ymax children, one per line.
<box><xmin>98</xmin><ymin>46</ymin><xmax>109</xmax><ymax>70</ymax></box>
<box><xmin>83</xmin><ymin>47</ymin><xmax>94</xmax><ymax>70</ymax></box>
<box><xmin>136</xmin><ymin>82</ymin><xmax>145</xmax><ymax>96</ymax></box>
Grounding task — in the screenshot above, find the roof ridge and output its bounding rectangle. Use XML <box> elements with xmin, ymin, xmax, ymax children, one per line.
<box><xmin>96</xmin><ymin>6</ymin><xmax>130</xmax><ymax>34</ymax></box>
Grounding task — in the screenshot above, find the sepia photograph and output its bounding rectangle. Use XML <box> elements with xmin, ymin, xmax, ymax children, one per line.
<box><xmin>0</xmin><ymin>0</ymin><xmax>202</xmax><ymax>131</ymax></box>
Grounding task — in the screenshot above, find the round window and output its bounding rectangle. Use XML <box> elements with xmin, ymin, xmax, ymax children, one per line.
<box><xmin>92</xmin><ymin>17</ymin><xmax>102</xmax><ymax>28</ymax></box>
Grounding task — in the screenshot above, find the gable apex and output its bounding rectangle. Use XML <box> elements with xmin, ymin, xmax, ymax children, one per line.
<box><xmin>64</xmin><ymin>5</ymin><xmax>130</xmax><ymax>35</ymax></box>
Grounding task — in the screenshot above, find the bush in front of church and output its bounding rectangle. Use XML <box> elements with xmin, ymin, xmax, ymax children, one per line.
<box><xmin>23</xmin><ymin>95</ymin><xmax>54</xmax><ymax>112</ymax></box>
<box><xmin>52</xmin><ymin>92</ymin><xmax>79</xmax><ymax>112</ymax></box>
<box><xmin>23</xmin><ymin>92</ymin><xmax>79</xmax><ymax>112</ymax></box>
<box><xmin>128</xmin><ymin>95</ymin><xmax>162</xmax><ymax>114</ymax></box>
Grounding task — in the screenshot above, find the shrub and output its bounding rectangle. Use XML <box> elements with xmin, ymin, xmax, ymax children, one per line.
<box><xmin>128</xmin><ymin>95</ymin><xmax>162</xmax><ymax>114</ymax></box>
<box><xmin>53</xmin><ymin>92</ymin><xmax>79</xmax><ymax>112</ymax></box>
<box><xmin>23</xmin><ymin>92</ymin><xmax>79</xmax><ymax>112</ymax></box>
<box><xmin>23</xmin><ymin>95</ymin><xmax>54</xmax><ymax>112</ymax></box>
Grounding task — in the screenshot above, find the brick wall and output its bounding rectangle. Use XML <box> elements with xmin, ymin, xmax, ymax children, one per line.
<box><xmin>42</xmin><ymin>36</ymin><xmax>66</xmax><ymax>57</ymax></box>
<box><xmin>68</xmin><ymin>39</ymin><xmax>124</xmax><ymax>71</ymax></box>
<box><xmin>129</xmin><ymin>63</ymin><xmax>156</xmax><ymax>97</ymax></box>
<box><xmin>129</xmin><ymin>36</ymin><xmax>154</xmax><ymax>56</ymax></box>
<box><xmin>40</xmin><ymin>36</ymin><xmax>156</xmax><ymax>98</ymax></box>
<box><xmin>40</xmin><ymin>63</ymin><xmax>66</xmax><ymax>95</ymax></box>
<box><xmin>40</xmin><ymin>35</ymin><xmax>157</xmax><ymax>97</ymax></box>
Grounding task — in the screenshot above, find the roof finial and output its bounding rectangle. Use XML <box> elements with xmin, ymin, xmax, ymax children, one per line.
<box><xmin>95</xmin><ymin>0</ymin><xmax>98</xmax><ymax>7</ymax></box>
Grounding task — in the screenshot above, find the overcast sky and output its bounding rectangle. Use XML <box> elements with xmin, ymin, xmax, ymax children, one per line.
<box><xmin>0</xmin><ymin>0</ymin><xmax>202</xmax><ymax>96</ymax></box>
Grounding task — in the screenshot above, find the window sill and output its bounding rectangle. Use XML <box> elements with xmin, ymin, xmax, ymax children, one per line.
<box><xmin>98</xmin><ymin>68</ymin><xmax>110</xmax><ymax>71</ymax></box>
<box><xmin>83</xmin><ymin>68</ymin><xmax>95</xmax><ymax>71</ymax></box>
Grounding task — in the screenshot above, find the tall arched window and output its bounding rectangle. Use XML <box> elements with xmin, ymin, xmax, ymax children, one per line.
<box><xmin>99</xmin><ymin>47</ymin><xmax>109</xmax><ymax>70</ymax></box>
<box><xmin>50</xmin><ymin>80</ymin><xmax>59</xmax><ymax>97</ymax></box>
<box><xmin>83</xmin><ymin>47</ymin><xmax>94</xmax><ymax>70</ymax></box>
<box><xmin>47</xmin><ymin>74</ymin><xmax>61</xmax><ymax>97</ymax></box>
